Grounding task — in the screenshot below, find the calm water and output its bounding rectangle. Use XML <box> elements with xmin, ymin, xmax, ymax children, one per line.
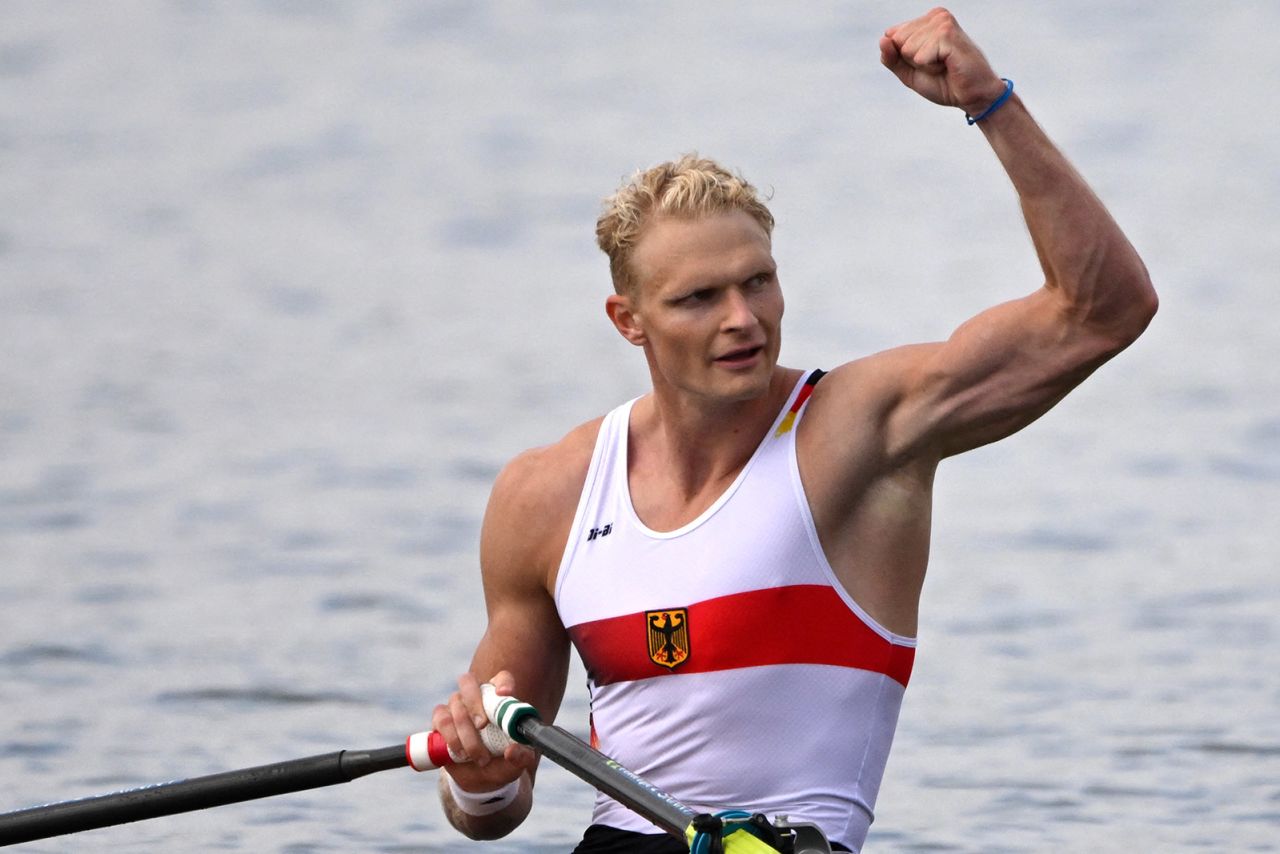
<box><xmin>2</xmin><ymin>2</ymin><xmax>1277</xmax><ymax>851</ymax></box>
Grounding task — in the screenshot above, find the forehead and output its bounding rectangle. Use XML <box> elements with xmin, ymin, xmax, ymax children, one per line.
<box><xmin>629</xmin><ymin>209</ymin><xmax>773</xmax><ymax>294</ymax></box>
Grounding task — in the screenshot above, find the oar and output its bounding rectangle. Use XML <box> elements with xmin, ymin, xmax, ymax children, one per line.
<box><xmin>0</xmin><ymin>726</ymin><xmax>500</xmax><ymax>846</ymax></box>
<box><xmin>0</xmin><ymin>687</ymin><xmax>831</xmax><ymax>853</ymax></box>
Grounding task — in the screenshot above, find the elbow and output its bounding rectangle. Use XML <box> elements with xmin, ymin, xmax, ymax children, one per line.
<box><xmin>1124</xmin><ymin>264</ymin><xmax>1159</xmax><ymax>340</ymax></box>
<box><xmin>1098</xmin><ymin>267</ymin><xmax>1158</xmax><ymax>355</ymax></box>
<box><xmin>1131</xmin><ymin>254</ymin><xmax>1159</xmax><ymax>323</ymax></box>
<box><xmin>448</xmin><ymin>810</ymin><xmax>525</xmax><ymax>842</ymax></box>
<box><xmin>1142</xmin><ymin>280</ymin><xmax>1160</xmax><ymax>324</ymax></box>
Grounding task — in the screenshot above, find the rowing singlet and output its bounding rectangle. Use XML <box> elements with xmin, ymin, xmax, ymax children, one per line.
<box><xmin>554</xmin><ymin>371</ymin><xmax>917</xmax><ymax>852</ymax></box>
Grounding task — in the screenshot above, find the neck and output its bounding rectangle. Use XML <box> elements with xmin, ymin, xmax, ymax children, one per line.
<box><xmin>632</xmin><ymin>366</ymin><xmax>801</xmax><ymax>500</ymax></box>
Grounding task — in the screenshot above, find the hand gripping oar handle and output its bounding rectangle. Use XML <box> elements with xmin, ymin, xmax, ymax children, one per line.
<box><xmin>405</xmin><ymin>717</ymin><xmax>514</xmax><ymax>771</ymax></box>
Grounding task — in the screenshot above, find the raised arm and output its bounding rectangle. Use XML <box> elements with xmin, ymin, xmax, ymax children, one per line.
<box><xmin>431</xmin><ymin>439</ymin><xmax>585</xmax><ymax>840</ymax></box>
<box><xmin>823</xmin><ymin>8</ymin><xmax>1157</xmax><ymax>463</ymax></box>
<box><xmin>790</xmin><ymin>10</ymin><xmax>1157</xmax><ymax>635</ymax></box>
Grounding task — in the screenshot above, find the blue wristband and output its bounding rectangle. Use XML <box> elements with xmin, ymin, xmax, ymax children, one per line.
<box><xmin>965</xmin><ymin>78</ymin><xmax>1014</xmax><ymax>125</ymax></box>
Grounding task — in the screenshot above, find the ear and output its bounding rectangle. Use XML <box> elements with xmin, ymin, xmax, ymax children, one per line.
<box><xmin>605</xmin><ymin>293</ymin><xmax>647</xmax><ymax>346</ymax></box>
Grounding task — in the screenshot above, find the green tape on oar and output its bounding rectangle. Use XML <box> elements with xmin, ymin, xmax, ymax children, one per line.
<box><xmin>480</xmin><ymin>685</ymin><xmax>540</xmax><ymax>745</ymax></box>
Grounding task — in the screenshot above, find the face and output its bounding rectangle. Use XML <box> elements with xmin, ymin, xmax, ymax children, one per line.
<box><xmin>607</xmin><ymin>209</ymin><xmax>784</xmax><ymax>404</ymax></box>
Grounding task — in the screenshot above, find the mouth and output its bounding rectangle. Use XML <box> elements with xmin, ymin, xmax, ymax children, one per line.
<box><xmin>714</xmin><ymin>344</ymin><xmax>765</xmax><ymax>367</ymax></box>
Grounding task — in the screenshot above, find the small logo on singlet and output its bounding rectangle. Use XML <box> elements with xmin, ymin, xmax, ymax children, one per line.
<box><xmin>586</xmin><ymin>523</ymin><xmax>612</xmax><ymax>541</ymax></box>
<box><xmin>646</xmin><ymin>608</ymin><xmax>690</xmax><ymax>670</ymax></box>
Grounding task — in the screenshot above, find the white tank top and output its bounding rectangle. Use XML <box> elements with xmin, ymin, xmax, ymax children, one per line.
<box><xmin>554</xmin><ymin>371</ymin><xmax>916</xmax><ymax>852</ymax></box>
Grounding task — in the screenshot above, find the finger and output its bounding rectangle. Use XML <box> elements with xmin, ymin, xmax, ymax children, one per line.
<box><xmin>431</xmin><ymin>702</ymin><xmax>453</xmax><ymax>735</ymax></box>
<box><xmin>435</xmin><ymin>693</ymin><xmax>476</xmax><ymax>766</ymax></box>
<box><xmin>504</xmin><ymin>743</ymin><xmax>537</xmax><ymax>770</ymax></box>
<box><xmin>898</xmin><ymin>24</ymin><xmax>946</xmax><ymax>72</ymax></box>
<box><xmin>488</xmin><ymin>670</ymin><xmax>517</xmax><ymax>695</ymax></box>
<box><xmin>879</xmin><ymin>36</ymin><xmax>917</xmax><ymax>89</ymax></box>
<box><xmin>878</xmin><ymin>34</ymin><xmax>901</xmax><ymax>70</ymax></box>
<box><xmin>457</xmin><ymin>672</ymin><xmax>488</xmax><ymax>730</ymax></box>
<box><xmin>449</xmin><ymin>691</ymin><xmax>490</xmax><ymax>765</ymax></box>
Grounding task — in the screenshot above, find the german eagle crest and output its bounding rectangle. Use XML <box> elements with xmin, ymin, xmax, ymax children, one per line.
<box><xmin>645</xmin><ymin>608</ymin><xmax>690</xmax><ymax>670</ymax></box>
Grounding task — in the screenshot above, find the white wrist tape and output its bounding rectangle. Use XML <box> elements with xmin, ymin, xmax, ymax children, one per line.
<box><xmin>446</xmin><ymin>774</ymin><xmax>520</xmax><ymax>816</ymax></box>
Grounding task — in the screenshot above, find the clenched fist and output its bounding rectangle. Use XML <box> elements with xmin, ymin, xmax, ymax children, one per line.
<box><xmin>880</xmin><ymin>8</ymin><xmax>1007</xmax><ymax>117</ymax></box>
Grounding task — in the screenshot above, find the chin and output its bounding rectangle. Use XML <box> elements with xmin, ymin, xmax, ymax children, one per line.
<box><xmin>714</xmin><ymin>366</ymin><xmax>773</xmax><ymax>401</ymax></box>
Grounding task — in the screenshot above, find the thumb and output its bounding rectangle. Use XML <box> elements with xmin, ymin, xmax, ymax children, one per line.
<box><xmin>487</xmin><ymin>670</ymin><xmax>518</xmax><ymax>696</ymax></box>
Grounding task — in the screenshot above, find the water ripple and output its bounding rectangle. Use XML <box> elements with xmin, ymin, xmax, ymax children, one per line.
<box><xmin>919</xmin><ymin>776</ymin><xmax>1059</xmax><ymax>792</ymax></box>
<box><xmin>1191</xmin><ymin>741</ymin><xmax>1280</xmax><ymax>757</ymax></box>
<box><xmin>1081</xmin><ymin>783</ymin><xmax>1206</xmax><ymax>801</ymax></box>
<box><xmin>1209</xmin><ymin>455</ymin><xmax>1280</xmax><ymax>482</ymax></box>
<box><xmin>946</xmin><ymin>609</ymin><xmax>1069</xmax><ymax>634</ymax></box>
<box><xmin>1006</xmin><ymin>527</ymin><xmax>1114</xmax><ymax>552</ymax></box>
<box><xmin>0</xmin><ymin>740</ymin><xmax>65</xmax><ymax>759</ymax></box>
<box><xmin>0</xmin><ymin>644</ymin><xmax>117</xmax><ymax>667</ymax></box>
<box><xmin>318</xmin><ymin>592</ymin><xmax>442</xmax><ymax>621</ymax></box>
<box><xmin>448</xmin><ymin>457</ymin><xmax>501</xmax><ymax>483</ymax></box>
<box><xmin>154</xmin><ymin>687</ymin><xmax>365</xmax><ymax>707</ymax></box>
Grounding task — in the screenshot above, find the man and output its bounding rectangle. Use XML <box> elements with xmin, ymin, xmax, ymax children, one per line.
<box><xmin>431</xmin><ymin>8</ymin><xmax>1157</xmax><ymax>853</ymax></box>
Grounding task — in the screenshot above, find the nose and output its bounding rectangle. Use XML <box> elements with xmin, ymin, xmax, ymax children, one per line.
<box><xmin>721</xmin><ymin>287</ymin><xmax>760</xmax><ymax>333</ymax></box>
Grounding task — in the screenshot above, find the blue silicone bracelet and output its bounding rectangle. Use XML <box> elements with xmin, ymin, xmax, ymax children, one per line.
<box><xmin>965</xmin><ymin>78</ymin><xmax>1014</xmax><ymax>125</ymax></box>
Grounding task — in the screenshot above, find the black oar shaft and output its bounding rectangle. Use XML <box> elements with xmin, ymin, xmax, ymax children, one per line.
<box><xmin>513</xmin><ymin>717</ymin><xmax>694</xmax><ymax>839</ymax></box>
<box><xmin>0</xmin><ymin>745</ymin><xmax>405</xmax><ymax>847</ymax></box>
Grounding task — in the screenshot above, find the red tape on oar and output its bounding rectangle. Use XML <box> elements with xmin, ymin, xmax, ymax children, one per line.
<box><xmin>405</xmin><ymin>719</ymin><xmax>514</xmax><ymax>771</ymax></box>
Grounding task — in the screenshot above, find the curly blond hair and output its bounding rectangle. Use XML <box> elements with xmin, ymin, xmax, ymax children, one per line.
<box><xmin>596</xmin><ymin>154</ymin><xmax>774</xmax><ymax>295</ymax></box>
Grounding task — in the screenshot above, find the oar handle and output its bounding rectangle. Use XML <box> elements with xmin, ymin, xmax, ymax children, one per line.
<box><xmin>404</xmin><ymin>684</ymin><xmax>525</xmax><ymax>771</ymax></box>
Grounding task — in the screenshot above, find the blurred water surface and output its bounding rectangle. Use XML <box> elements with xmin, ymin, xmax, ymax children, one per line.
<box><xmin>1</xmin><ymin>2</ymin><xmax>1277</xmax><ymax>851</ymax></box>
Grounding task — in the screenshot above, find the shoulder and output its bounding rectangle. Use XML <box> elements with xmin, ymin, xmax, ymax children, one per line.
<box><xmin>490</xmin><ymin>416</ymin><xmax>604</xmax><ymax>518</ymax></box>
<box><xmin>480</xmin><ymin>415</ymin><xmax>607</xmax><ymax>589</ymax></box>
<box><xmin>806</xmin><ymin>347</ymin><xmax>933</xmax><ymax>426</ymax></box>
<box><xmin>801</xmin><ymin>344</ymin><xmax>943</xmax><ymax>467</ymax></box>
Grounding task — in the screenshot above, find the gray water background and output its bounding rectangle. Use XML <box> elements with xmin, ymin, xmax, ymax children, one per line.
<box><xmin>2</xmin><ymin>2</ymin><xmax>1277</xmax><ymax>851</ymax></box>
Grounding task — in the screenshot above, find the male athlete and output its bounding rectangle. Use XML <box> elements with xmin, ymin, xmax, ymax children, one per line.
<box><xmin>430</xmin><ymin>9</ymin><xmax>1157</xmax><ymax>853</ymax></box>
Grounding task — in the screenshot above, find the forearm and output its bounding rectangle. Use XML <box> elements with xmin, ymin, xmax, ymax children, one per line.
<box><xmin>438</xmin><ymin>770</ymin><xmax>533</xmax><ymax>840</ymax></box>
<box><xmin>975</xmin><ymin>94</ymin><xmax>1157</xmax><ymax>338</ymax></box>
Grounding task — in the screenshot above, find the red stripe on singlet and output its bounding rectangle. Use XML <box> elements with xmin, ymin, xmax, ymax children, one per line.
<box><xmin>567</xmin><ymin>584</ymin><xmax>914</xmax><ymax>688</ymax></box>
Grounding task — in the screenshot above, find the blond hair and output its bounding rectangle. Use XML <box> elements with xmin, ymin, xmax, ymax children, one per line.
<box><xmin>596</xmin><ymin>154</ymin><xmax>774</xmax><ymax>295</ymax></box>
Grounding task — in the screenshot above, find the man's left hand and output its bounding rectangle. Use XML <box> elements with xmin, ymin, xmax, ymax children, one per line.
<box><xmin>879</xmin><ymin>8</ymin><xmax>1007</xmax><ymax>117</ymax></box>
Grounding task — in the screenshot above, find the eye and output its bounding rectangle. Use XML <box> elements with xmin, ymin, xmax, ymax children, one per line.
<box><xmin>674</xmin><ymin>288</ymin><xmax>715</xmax><ymax>306</ymax></box>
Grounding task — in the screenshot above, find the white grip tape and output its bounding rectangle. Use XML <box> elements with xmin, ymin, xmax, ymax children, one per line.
<box><xmin>406</xmin><ymin>718</ymin><xmax>516</xmax><ymax>771</ymax></box>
